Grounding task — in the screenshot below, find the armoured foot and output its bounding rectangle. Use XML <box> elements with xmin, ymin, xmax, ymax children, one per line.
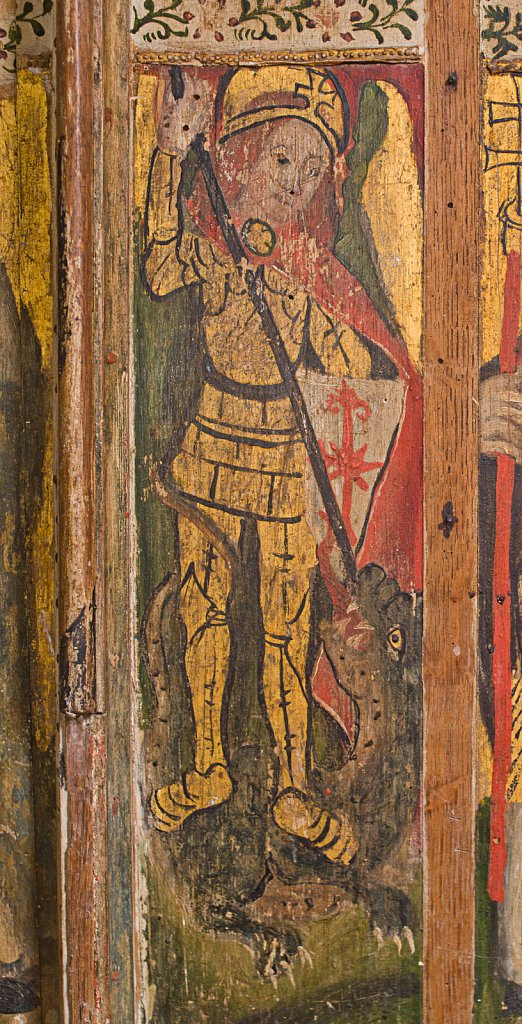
<box><xmin>150</xmin><ymin>763</ymin><xmax>233</xmax><ymax>832</ymax></box>
<box><xmin>272</xmin><ymin>787</ymin><xmax>358</xmax><ymax>865</ymax></box>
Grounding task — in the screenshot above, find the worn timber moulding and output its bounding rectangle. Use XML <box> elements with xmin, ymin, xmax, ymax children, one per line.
<box><xmin>2</xmin><ymin>0</ymin><xmax>522</xmax><ymax>1020</ymax></box>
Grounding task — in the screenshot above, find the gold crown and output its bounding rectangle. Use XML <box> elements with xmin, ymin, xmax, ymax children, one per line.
<box><xmin>217</xmin><ymin>66</ymin><xmax>348</xmax><ymax>155</ymax></box>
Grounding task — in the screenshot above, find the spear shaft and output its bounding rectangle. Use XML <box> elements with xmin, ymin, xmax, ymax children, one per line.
<box><xmin>190</xmin><ymin>133</ymin><xmax>359</xmax><ymax>585</ymax></box>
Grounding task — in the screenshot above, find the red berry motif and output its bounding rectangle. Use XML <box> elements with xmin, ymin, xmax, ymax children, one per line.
<box><xmin>340</xmin><ymin>31</ymin><xmax>354</xmax><ymax>41</ymax></box>
<box><xmin>350</xmin><ymin>10</ymin><xmax>363</xmax><ymax>20</ymax></box>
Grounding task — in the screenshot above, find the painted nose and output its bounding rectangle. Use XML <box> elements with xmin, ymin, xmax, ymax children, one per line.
<box><xmin>288</xmin><ymin>171</ymin><xmax>303</xmax><ymax>197</ymax></box>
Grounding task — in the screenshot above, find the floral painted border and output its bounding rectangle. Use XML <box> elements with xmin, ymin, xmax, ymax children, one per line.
<box><xmin>1</xmin><ymin>1</ymin><xmax>52</xmax><ymax>69</ymax></box>
<box><xmin>131</xmin><ymin>0</ymin><xmax>190</xmax><ymax>41</ymax></box>
<box><xmin>482</xmin><ymin>3</ymin><xmax>522</xmax><ymax>59</ymax></box>
<box><xmin>229</xmin><ymin>0</ymin><xmax>419</xmax><ymax>44</ymax></box>
<box><xmin>130</xmin><ymin>0</ymin><xmax>424</xmax><ymax>52</ymax></box>
<box><xmin>0</xmin><ymin>0</ymin><xmax>54</xmax><ymax>86</ymax></box>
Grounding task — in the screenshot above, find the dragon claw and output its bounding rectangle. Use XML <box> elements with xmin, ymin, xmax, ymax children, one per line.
<box><xmin>403</xmin><ymin>926</ymin><xmax>415</xmax><ymax>955</ymax></box>
<box><xmin>372</xmin><ymin>923</ymin><xmax>415</xmax><ymax>957</ymax></box>
<box><xmin>258</xmin><ymin>932</ymin><xmax>304</xmax><ymax>985</ymax></box>
<box><xmin>281</xmin><ymin>959</ymin><xmax>296</xmax><ymax>988</ymax></box>
<box><xmin>298</xmin><ymin>945</ymin><xmax>314</xmax><ymax>970</ymax></box>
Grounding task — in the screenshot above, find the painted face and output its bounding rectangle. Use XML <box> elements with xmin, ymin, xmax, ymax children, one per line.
<box><xmin>221</xmin><ymin>118</ymin><xmax>333</xmax><ymax>232</ymax></box>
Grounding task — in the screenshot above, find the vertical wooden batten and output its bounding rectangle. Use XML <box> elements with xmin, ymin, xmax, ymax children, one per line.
<box><xmin>56</xmin><ymin>0</ymin><xmax>96</xmax><ymax>717</ymax></box>
<box><xmin>424</xmin><ymin>3</ymin><xmax>480</xmax><ymax>1022</ymax></box>
<box><xmin>56</xmin><ymin>0</ymin><xmax>109</xmax><ymax>1019</ymax></box>
<box><xmin>60</xmin><ymin>716</ymin><xmax>108</xmax><ymax>1021</ymax></box>
<box><xmin>102</xmin><ymin>2</ymin><xmax>136</xmax><ymax>1017</ymax></box>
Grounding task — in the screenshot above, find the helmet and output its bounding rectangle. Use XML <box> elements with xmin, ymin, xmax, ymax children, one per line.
<box><xmin>217</xmin><ymin>66</ymin><xmax>349</xmax><ymax>156</ymax></box>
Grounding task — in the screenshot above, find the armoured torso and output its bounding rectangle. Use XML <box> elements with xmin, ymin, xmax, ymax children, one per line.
<box><xmin>171</xmin><ymin>234</ymin><xmax>354</xmax><ymax>521</ymax></box>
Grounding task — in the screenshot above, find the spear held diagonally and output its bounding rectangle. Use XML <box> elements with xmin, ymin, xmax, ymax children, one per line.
<box><xmin>189</xmin><ymin>133</ymin><xmax>359</xmax><ymax>587</ymax></box>
<box><xmin>162</xmin><ymin>65</ymin><xmax>359</xmax><ymax>585</ymax></box>
<box><xmin>484</xmin><ymin>75</ymin><xmax>522</xmax><ymax>903</ymax></box>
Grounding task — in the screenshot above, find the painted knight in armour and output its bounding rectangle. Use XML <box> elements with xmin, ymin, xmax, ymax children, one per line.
<box><xmin>142</xmin><ymin>65</ymin><xmax>422</xmax><ymax>864</ymax></box>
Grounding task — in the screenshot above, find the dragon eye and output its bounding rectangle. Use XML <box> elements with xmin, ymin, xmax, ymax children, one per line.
<box><xmin>387</xmin><ymin>625</ymin><xmax>405</xmax><ymax>658</ymax></box>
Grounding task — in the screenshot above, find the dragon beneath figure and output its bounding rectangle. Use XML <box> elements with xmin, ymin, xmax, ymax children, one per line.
<box><xmin>142</xmin><ymin>511</ymin><xmax>421</xmax><ymax>982</ymax></box>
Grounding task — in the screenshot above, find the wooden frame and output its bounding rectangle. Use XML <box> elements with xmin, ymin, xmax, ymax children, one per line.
<box><xmin>423</xmin><ymin>4</ymin><xmax>480</xmax><ymax>1021</ymax></box>
<box><xmin>55</xmin><ymin>2</ymin><xmax>482</xmax><ymax>1019</ymax></box>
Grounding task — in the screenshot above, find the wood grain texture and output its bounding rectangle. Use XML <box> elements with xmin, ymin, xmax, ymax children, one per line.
<box><xmin>423</xmin><ymin>4</ymin><xmax>480</xmax><ymax>1022</ymax></box>
<box><xmin>61</xmin><ymin>716</ymin><xmax>108</xmax><ymax>1022</ymax></box>
<box><xmin>56</xmin><ymin>3</ymin><xmax>110</xmax><ymax>1020</ymax></box>
<box><xmin>56</xmin><ymin>0</ymin><xmax>97</xmax><ymax>716</ymax></box>
<box><xmin>102</xmin><ymin>3</ymin><xmax>136</xmax><ymax>1018</ymax></box>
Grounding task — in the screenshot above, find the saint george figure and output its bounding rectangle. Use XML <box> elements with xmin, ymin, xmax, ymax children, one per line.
<box><xmin>142</xmin><ymin>66</ymin><xmax>422</xmax><ymax>863</ymax></box>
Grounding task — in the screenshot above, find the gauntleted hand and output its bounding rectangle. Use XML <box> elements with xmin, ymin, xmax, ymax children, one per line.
<box><xmin>155</xmin><ymin>71</ymin><xmax>211</xmax><ymax>156</ymax></box>
<box><xmin>480</xmin><ymin>365</ymin><xmax>522</xmax><ymax>463</ymax></box>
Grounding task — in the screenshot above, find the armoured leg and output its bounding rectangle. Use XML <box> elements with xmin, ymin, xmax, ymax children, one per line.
<box><xmin>151</xmin><ymin>510</ymin><xmax>239</xmax><ymax>831</ymax></box>
<box><xmin>258</xmin><ymin>517</ymin><xmax>357</xmax><ymax>865</ymax></box>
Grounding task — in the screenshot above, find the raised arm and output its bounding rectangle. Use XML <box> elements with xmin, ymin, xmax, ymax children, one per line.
<box><xmin>143</xmin><ymin>74</ymin><xmax>211</xmax><ymax>299</ymax></box>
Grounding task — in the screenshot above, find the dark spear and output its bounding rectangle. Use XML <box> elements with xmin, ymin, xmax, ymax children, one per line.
<box><xmin>190</xmin><ymin>132</ymin><xmax>358</xmax><ymax>585</ymax></box>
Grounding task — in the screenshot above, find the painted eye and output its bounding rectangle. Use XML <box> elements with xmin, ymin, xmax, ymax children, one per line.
<box><xmin>387</xmin><ymin>625</ymin><xmax>405</xmax><ymax>658</ymax></box>
<box><xmin>276</xmin><ymin>154</ymin><xmax>290</xmax><ymax>166</ymax></box>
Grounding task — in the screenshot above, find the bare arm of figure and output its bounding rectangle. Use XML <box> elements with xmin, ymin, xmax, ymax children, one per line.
<box><xmin>143</xmin><ymin>75</ymin><xmax>211</xmax><ymax>298</ymax></box>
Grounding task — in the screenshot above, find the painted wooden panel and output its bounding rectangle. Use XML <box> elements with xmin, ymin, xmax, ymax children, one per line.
<box><xmin>3</xmin><ymin>0</ymin><xmax>511</xmax><ymax>1020</ymax></box>
<box><xmin>474</xmin><ymin>68</ymin><xmax>522</xmax><ymax>1021</ymax></box>
<box><xmin>0</xmin><ymin>63</ymin><xmax>58</xmax><ymax>1021</ymax></box>
<box><xmin>131</xmin><ymin>58</ymin><xmax>424</xmax><ymax>1023</ymax></box>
